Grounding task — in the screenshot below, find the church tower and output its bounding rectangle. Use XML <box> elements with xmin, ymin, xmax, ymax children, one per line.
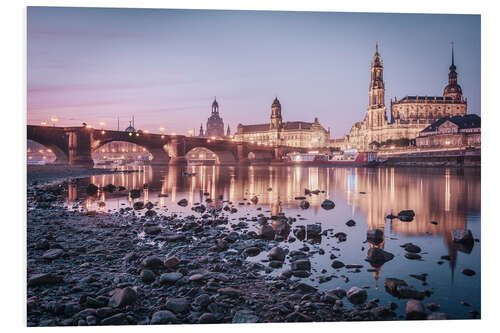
<box><xmin>443</xmin><ymin>42</ymin><xmax>463</xmax><ymax>101</ymax></box>
<box><xmin>270</xmin><ymin>97</ymin><xmax>282</xmax><ymax>130</ymax></box>
<box><xmin>205</xmin><ymin>97</ymin><xmax>225</xmax><ymax>138</ymax></box>
<box><xmin>365</xmin><ymin>43</ymin><xmax>388</xmax><ymax>130</ymax></box>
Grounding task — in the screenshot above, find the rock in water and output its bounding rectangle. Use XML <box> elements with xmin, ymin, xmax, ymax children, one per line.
<box><xmin>398</xmin><ymin>210</ymin><xmax>415</xmax><ymax>222</ymax></box>
<box><xmin>250</xmin><ymin>196</ymin><xmax>259</xmax><ymax>204</ymax></box>
<box><xmin>299</xmin><ymin>200</ymin><xmax>310</xmax><ymax>209</ymax></box>
<box><xmin>291</xmin><ymin>259</ymin><xmax>311</xmax><ymax>271</ymax></box>
<box><xmin>268</xmin><ymin>246</ymin><xmax>286</xmax><ymax>262</ymax></box>
<box><xmin>405</xmin><ymin>300</ymin><xmax>426</xmax><ymax>320</ymax></box>
<box><xmin>150</xmin><ymin>311</ymin><xmax>177</xmax><ymax>324</ymax></box>
<box><xmin>452</xmin><ymin>229</ymin><xmax>474</xmax><ymax>244</ymax></box>
<box><xmin>346</xmin><ymin>287</ymin><xmax>367</xmax><ymax>305</ymax></box>
<box><xmin>108</xmin><ymin>287</ymin><xmax>137</xmax><ymax>308</ymax></box>
<box><xmin>404</xmin><ymin>253</ymin><xmax>422</xmax><ymax>260</ymax></box>
<box><xmin>321</xmin><ymin>199</ymin><xmax>335</xmax><ymax>210</ymax></box>
<box><xmin>402</xmin><ymin>243</ymin><xmax>421</xmax><ymax>253</ymax></box>
<box><xmin>346</xmin><ymin>219</ymin><xmax>356</xmax><ymax>227</ymax></box>
<box><xmin>306</xmin><ymin>224</ymin><xmax>322</xmax><ymax>237</ymax></box>
<box><xmin>366</xmin><ymin>229</ymin><xmax>384</xmax><ymax>245</ymax></box>
<box><xmin>129</xmin><ymin>189</ymin><xmax>141</xmax><ymax>199</ymax></box>
<box><xmin>331</xmin><ymin>260</ymin><xmax>345</xmax><ymax>269</ymax></box>
<box><xmin>258</xmin><ymin>225</ymin><xmax>275</xmax><ymax>240</ymax></box>
<box><xmin>232</xmin><ymin>310</ymin><xmax>259</xmax><ymax>323</ymax></box>
<box><xmin>365</xmin><ymin>247</ymin><xmax>394</xmax><ymax>267</ymax></box>
<box><xmin>177</xmin><ymin>199</ymin><xmax>188</xmax><ymax>207</ymax></box>
<box><xmin>461</xmin><ymin>269</ymin><xmax>476</xmax><ymax>276</ymax></box>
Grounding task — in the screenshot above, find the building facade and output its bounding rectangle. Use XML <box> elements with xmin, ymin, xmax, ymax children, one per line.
<box><xmin>335</xmin><ymin>43</ymin><xmax>468</xmax><ymax>151</ymax></box>
<box><xmin>233</xmin><ymin>97</ymin><xmax>330</xmax><ymax>148</ymax></box>
<box><xmin>416</xmin><ymin>114</ymin><xmax>481</xmax><ymax>148</ymax></box>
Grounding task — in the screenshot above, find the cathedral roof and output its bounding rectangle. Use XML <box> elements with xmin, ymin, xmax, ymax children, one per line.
<box><xmin>238</xmin><ymin>123</ymin><xmax>270</xmax><ymax>133</ymax></box>
<box><xmin>396</xmin><ymin>95</ymin><xmax>456</xmax><ymax>102</ymax></box>
<box><xmin>421</xmin><ymin>114</ymin><xmax>481</xmax><ymax>133</ymax></box>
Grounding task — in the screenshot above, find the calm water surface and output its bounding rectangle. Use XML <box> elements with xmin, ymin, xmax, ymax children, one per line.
<box><xmin>66</xmin><ymin>165</ymin><xmax>481</xmax><ymax>319</ymax></box>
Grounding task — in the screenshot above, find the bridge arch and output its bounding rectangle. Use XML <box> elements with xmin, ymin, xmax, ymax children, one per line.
<box><xmin>92</xmin><ymin>138</ymin><xmax>170</xmax><ymax>165</ymax></box>
<box><xmin>185</xmin><ymin>147</ymin><xmax>236</xmax><ymax>165</ymax></box>
<box><xmin>26</xmin><ymin>128</ymin><xmax>69</xmax><ymax>164</ymax></box>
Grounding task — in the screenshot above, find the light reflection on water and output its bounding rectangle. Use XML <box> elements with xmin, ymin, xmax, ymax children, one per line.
<box><xmin>66</xmin><ymin>165</ymin><xmax>480</xmax><ymax>319</ymax></box>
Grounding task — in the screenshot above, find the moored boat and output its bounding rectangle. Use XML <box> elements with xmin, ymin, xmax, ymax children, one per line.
<box><xmin>285</xmin><ymin>150</ymin><xmax>379</xmax><ymax>167</ymax></box>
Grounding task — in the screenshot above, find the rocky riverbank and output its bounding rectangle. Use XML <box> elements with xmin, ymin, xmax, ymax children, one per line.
<box><xmin>27</xmin><ymin>176</ymin><xmax>475</xmax><ymax>326</ymax></box>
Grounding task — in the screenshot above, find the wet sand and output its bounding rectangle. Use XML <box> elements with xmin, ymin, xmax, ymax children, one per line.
<box><xmin>27</xmin><ymin>165</ymin><xmax>117</xmax><ymax>185</ymax></box>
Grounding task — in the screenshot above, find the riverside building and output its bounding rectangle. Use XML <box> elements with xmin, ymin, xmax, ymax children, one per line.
<box><xmin>233</xmin><ymin>97</ymin><xmax>330</xmax><ymax>148</ymax></box>
<box><xmin>334</xmin><ymin>43</ymin><xmax>468</xmax><ymax>151</ymax></box>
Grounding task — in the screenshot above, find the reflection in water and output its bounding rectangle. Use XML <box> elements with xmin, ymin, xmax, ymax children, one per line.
<box><xmin>72</xmin><ymin>165</ymin><xmax>480</xmax><ymax>267</ymax></box>
<box><xmin>67</xmin><ymin>165</ymin><xmax>480</xmax><ymax>317</ymax></box>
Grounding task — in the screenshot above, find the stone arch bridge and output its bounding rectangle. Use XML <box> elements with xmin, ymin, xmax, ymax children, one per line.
<box><xmin>27</xmin><ymin>125</ymin><xmax>308</xmax><ymax>167</ymax></box>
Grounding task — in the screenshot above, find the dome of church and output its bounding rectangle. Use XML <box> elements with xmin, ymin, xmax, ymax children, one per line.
<box><xmin>125</xmin><ymin>125</ymin><xmax>135</xmax><ymax>132</ymax></box>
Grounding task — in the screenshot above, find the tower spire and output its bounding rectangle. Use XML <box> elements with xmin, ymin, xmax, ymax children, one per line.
<box><xmin>451</xmin><ymin>41</ymin><xmax>455</xmax><ymax>66</ymax></box>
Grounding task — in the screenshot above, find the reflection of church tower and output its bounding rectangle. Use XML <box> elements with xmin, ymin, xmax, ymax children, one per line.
<box><xmin>199</xmin><ymin>124</ymin><xmax>204</xmax><ymax>137</ymax></box>
<box><xmin>365</xmin><ymin>43</ymin><xmax>388</xmax><ymax>137</ymax></box>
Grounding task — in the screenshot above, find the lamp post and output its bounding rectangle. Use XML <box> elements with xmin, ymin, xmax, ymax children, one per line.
<box><xmin>50</xmin><ymin>117</ymin><xmax>58</xmax><ymax>127</ymax></box>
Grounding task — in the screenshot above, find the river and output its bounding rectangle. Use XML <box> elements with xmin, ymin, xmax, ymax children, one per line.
<box><xmin>65</xmin><ymin>165</ymin><xmax>481</xmax><ymax>319</ymax></box>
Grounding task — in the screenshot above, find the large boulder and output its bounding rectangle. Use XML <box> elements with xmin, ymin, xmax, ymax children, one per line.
<box><xmin>108</xmin><ymin>287</ymin><xmax>137</xmax><ymax>308</ymax></box>
<box><xmin>405</xmin><ymin>300</ymin><xmax>426</xmax><ymax>320</ymax></box>
<box><xmin>366</xmin><ymin>229</ymin><xmax>384</xmax><ymax>245</ymax></box>
<box><xmin>365</xmin><ymin>247</ymin><xmax>394</xmax><ymax>267</ymax></box>
<box><xmin>346</xmin><ymin>287</ymin><xmax>367</xmax><ymax>305</ymax></box>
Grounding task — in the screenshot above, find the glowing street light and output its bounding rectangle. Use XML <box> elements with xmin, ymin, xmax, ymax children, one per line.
<box><xmin>40</xmin><ymin>121</ymin><xmax>47</xmax><ymax>126</ymax></box>
<box><xmin>50</xmin><ymin>117</ymin><xmax>58</xmax><ymax>126</ymax></box>
<box><xmin>99</xmin><ymin>121</ymin><xmax>105</xmax><ymax>129</ymax></box>
<box><xmin>159</xmin><ymin>127</ymin><xmax>165</xmax><ymax>133</ymax></box>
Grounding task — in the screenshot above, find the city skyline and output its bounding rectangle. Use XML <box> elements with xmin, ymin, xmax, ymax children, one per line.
<box><xmin>27</xmin><ymin>7</ymin><xmax>480</xmax><ymax>137</ymax></box>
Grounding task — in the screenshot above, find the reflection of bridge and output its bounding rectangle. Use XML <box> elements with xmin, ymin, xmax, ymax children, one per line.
<box><xmin>27</xmin><ymin>125</ymin><xmax>307</xmax><ymax>167</ymax></box>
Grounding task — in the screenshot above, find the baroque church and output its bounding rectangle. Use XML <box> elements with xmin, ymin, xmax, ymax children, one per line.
<box><xmin>233</xmin><ymin>97</ymin><xmax>330</xmax><ymax>148</ymax></box>
<box><xmin>199</xmin><ymin>98</ymin><xmax>230</xmax><ymax>139</ymax></box>
<box><xmin>336</xmin><ymin>43</ymin><xmax>467</xmax><ymax>151</ymax></box>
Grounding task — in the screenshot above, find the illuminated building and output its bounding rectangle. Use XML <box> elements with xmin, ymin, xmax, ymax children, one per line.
<box><xmin>416</xmin><ymin>114</ymin><xmax>481</xmax><ymax>148</ymax></box>
<box><xmin>334</xmin><ymin>43</ymin><xmax>468</xmax><ymax>151</ymax></box>
<box><xmin>234</xmin><ymin>97</ymin><xmax>330</xmax><ymax>148</ymax></box>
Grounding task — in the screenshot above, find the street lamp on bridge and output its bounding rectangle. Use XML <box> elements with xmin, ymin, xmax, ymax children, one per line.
<box><xmin>50</xmin><ymin>117</ymin><xmax>58</xmax><ymax>127</ymax></box>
